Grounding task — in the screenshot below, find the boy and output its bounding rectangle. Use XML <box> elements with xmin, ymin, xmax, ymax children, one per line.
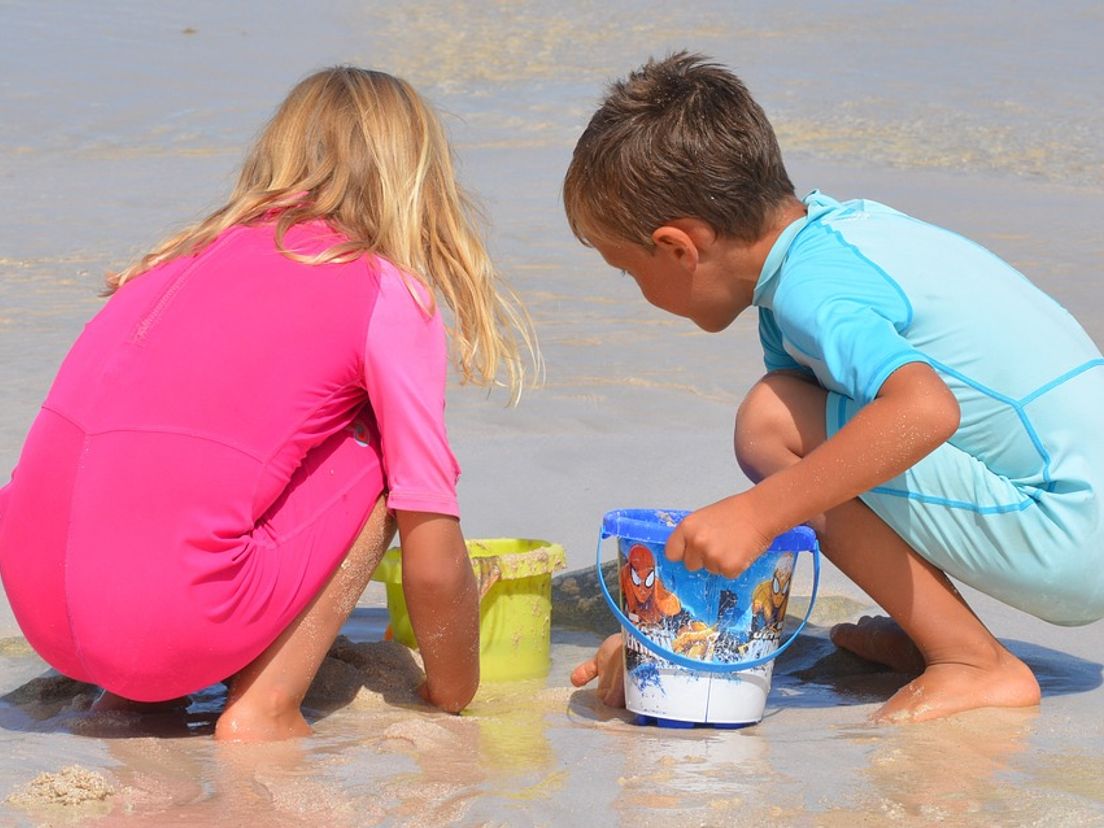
<box><xmin>565</xmin><ymin>52</ymin><xmax>1104</xmax><ymax>722</ymax></box>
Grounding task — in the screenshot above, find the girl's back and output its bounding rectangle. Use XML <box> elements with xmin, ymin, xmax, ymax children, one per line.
<box><xmin>44</xmin><ymin>221</ymin><xmax>382</xmax><ymax>522</ymax></box>
<box><xmin>33</xmin><ymin>221</ymin><xmax>412</xmax><ymax>530</ymax></box>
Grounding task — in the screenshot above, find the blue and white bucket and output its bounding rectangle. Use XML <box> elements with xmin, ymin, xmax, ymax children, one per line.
<box><xmin>598</xmin><ymin>509</ymin><xmax>820</xmax><ymax>727</ymax></box>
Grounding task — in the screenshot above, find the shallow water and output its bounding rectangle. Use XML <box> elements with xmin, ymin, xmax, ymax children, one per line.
<box><xmin>2</xmin><ymin>1</ymin><xmax>1103</xmax><ymax>824</ymax></box>
<box><xmin>2</xmin><ymin>594</ymin><xmax>1101</xmax><ymax>825</ymax></box>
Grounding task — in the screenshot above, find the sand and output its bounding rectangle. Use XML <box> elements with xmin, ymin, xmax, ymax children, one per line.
<box><xmin>303</xmin><ymin>637</ymin><xmax>427</xmax><ymax>713</ymax></box>
<box><xmin>2</xmin><ymin>1</ymin><xmax>1103</xmax><ymax>825</ymax></box>
<box><xmin>7</xmin><ymin>766</ymin><xmax>114</xmax><ymax>808</ymax></box>
<box><xmin>2</xmin><ymin>581</ymin><xmax>1101</xmax><ymax>824</ymax></box>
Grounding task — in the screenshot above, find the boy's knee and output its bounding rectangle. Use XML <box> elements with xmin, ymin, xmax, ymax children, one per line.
<box><xmin>734</xmin><ymin>374</ymin><xmax>823</xmax><ymax>481</ymax></box>
<box><xmin>735</xmin><ymin>379</ymin><xmax>790</xmax><ymax>480</ymax></box>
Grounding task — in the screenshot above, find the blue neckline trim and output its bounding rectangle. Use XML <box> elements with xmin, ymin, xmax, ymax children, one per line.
<box><xmin>753</xmin><ymin>190</ymin><xmax>840</xmax><ymax>306</ymax></box>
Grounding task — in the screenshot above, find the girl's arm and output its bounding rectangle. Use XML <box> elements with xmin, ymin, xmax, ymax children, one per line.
<box><xmin>395</xmin><ymin>510</ymin><xmax>479</xmax><ymax>713</ymax></box>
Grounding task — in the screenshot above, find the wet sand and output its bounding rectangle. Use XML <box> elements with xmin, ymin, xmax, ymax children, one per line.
<box><xmin>2</xmin><ymin>579</ymin><xmax>1101</xmax><ymax>825</ymax></box>
<box><xmin>2</xmin><ymin>1</ymin><xmax>1103</xmax><ymax>825</ymax></box>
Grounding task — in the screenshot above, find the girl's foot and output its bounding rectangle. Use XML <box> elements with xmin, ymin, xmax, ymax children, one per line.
<box><xmin>830</xmin><ymin>615</ymin><xmax>925</xmax><ymax>675</ymax></box>
<box><xmin>875</xmin><ymin>650</ymin><xmax>1040</xmax><ymax>723</ymax></box>
<box><xmin>214</xmin><ymin>699</ymin><xmax>311</xmax><ymax>742</ymax></box>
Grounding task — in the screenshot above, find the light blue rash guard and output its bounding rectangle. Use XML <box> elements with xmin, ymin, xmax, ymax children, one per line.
<box><xmin>754</xmin><ymin>191</ymin><xmax>1104</xmax><ymax>624</ymax></box>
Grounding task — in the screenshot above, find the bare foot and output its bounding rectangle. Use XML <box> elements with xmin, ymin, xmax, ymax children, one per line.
<box><xmin>213</xmin><ymin>697</ymin><xmax>313</xmax><ymax>741</ymax></box>
<box><xmin>830</xmin><ymin>615</ymin><xmax>925</xmax><ymax>675</ymax></box>
<box><xmin>214</xmin><ymin>701</ymin><xmax>311</xmax><ymax>742</ymax></box>
<box><xmin>875</xmin><ymin>649</ymin><xmax>1040</xmax><ymax>723</ymax></box>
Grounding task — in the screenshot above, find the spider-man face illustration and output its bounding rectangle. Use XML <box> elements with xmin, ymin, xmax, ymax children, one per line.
<box><xmin>626</xmin><ymin>544</ymin><xmax>658</xmax><ymax>607</ymax></box>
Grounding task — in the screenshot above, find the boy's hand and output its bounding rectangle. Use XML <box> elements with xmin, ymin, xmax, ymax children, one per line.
<box><xmin>570</xmin><ymin>633</ymin><xmax>626</xmax><ymax>708</ymax></box>
<box><xmin>665</xmin><ymin>495</ymin><xmax>775</xmax><ymax>578</ymax></box>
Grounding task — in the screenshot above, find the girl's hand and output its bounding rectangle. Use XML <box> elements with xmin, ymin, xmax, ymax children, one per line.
<box><xmin>664</xmin><ymin>494</ymin><xmax>776</xmax><ymax>579</ymax></box>
<box><xmin>570</xmin><ymin>633</ymin><xmax>626</xmax><ymax>708</ymax></box>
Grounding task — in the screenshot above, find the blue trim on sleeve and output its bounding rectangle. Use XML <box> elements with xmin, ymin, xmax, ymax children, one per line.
<box><xmin>797</xmin><ymin>198</ymin><xmax>1104</xmax><ymax>518</ymax></box>
<box><xmin>863</xmin><ymin>352</ymin><xmax>934</xmax><ymax>404</ymax></box>
<box><xmin>819</xmin><ymin>225</ymin><xmax>915</xmax><ymax>330</ymax></box>
<box><xmin>770</xmin><ymin>222</ymin><xmax>923</xmax><ymax>403</ymax></box>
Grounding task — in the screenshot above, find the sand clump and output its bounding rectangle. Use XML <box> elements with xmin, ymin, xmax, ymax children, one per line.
<box><xmin>7</xmin><ymin>765</ymin><xmax>115</xmax><ymax>816</ymax></box>
<box><xmin>303</xmin><ymin>636</ymin><xmax>426</xmax><ymax>712</ymax></box>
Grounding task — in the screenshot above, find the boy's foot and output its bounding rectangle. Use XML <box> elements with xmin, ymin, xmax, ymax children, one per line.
<box><xmin>875</xmin><ymin>651</ymin><xmax>1041</xmax><ymax>723</ymax></box>
<box><xmin>830</xmin><ymin>615</ymin><xmax>925</xmax><ymax>675</ymax></box>
<box><xmin>214</xmin><ymin>700</ymin><xmax>311</xmax><ymax>742</ymax></box>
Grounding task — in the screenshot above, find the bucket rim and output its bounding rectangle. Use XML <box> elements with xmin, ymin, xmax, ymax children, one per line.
<box><xmin>602</xmin><ymin>509</ymin><xmax>817</xmax><ymax>551</ymax></box>
<box><xmin>372</xmin><ymin>537</ymin><xmax>566</xmax><ymax>584</ymax></box>
<box><xmin>601</xmin><ymin>509</ymin><xmax>690</xmax><ymax>544</ymax></box>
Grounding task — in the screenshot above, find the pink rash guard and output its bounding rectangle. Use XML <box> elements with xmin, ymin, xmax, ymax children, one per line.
<box><xmin>0</xmin><ymin>221</ymin><xmax>460</xmax><ymax>701</ymax></box>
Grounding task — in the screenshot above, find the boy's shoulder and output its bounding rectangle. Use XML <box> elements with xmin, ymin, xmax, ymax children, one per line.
<box><xmin>793</xmin><ymin>192</ymin><xmax>909</xmax><ymax>243</ymax></box>
<box><xmin>783</xmin><ymin>192</ymin><xmax>947</xmax><ymax>275</ymax></box>
<box><xmin>762</xmin><ymin>193</ymin><xmax>917</xmax><ymax>317</ymax></box>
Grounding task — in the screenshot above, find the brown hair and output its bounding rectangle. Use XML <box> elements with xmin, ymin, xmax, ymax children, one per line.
<box><xmin>109</xmin><ymin>66</ymin><xmax>538</xmax><ymax>401</ymax></box>
<box><xmin>563</xmin><ymin>51</ymin><xmax>794</xmax><ymax>247</ymax></box>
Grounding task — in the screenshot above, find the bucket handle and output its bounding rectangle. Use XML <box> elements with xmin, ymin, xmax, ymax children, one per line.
<box><xmin>596</xmin><ymin>527</ymin><xmax>821</xmax><ymax>673</ymax></box>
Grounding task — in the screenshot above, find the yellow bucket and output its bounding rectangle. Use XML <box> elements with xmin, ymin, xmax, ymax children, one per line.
<box><xmin>371</xmin><ymin>538</ymin><xmax>567</xmax><ymax>682</ymax></box>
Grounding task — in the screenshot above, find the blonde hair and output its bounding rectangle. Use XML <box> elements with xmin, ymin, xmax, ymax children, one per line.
<box><xmin>110</xmin><ymin>66</ymin><xmax>538</xmax><ymax>401</ymax></box>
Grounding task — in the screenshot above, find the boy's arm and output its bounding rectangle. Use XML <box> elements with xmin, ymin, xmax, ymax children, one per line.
<box><xmin>667</xmin><ymin>362</ymin><xmax>960</xmax><ymax>576</ymax></box>
<box><xmin>395</xmin><ymin>510</ymin><xmax>479</xmax><ymax>712</ymax></box>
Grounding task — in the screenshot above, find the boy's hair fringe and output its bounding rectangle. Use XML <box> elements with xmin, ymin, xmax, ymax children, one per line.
<box><xmin>563</xmin><ymin>51</ymin><xmax>795</xmax><ymax>247</ymax></box>
<box><xmin>109</xmin><ymin>66</ymin><xmax>539</xmax><ymax>403</ymax></box>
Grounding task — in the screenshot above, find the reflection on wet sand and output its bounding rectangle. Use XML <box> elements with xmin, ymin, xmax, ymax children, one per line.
<box><xmin>0</xmin><ymin>637</ymin><xmax>569</xmax><ymax>825</ymax></box>
<box><xmin>852</xmin><ymin>708</ymin><xmax>1037</xmax><ymax>821</ymax></box>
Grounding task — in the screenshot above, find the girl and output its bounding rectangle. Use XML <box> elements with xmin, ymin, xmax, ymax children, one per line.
<box><xmin>0</xmin><ymin>67</ymin><xmax>535</xmax><ymax>741</ymax></box>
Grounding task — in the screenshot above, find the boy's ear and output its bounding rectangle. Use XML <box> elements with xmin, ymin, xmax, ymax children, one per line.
<box><xmin>651</xmin><ymin>219</ymin><xmax>716</xmax><ymax>272</ymax></box>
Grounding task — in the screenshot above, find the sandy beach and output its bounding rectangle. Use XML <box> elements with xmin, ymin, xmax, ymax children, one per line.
<box><xmin>1</xmin><ymin>1</ymin><xmax>1103</xmax><ymax>825</ymax></box>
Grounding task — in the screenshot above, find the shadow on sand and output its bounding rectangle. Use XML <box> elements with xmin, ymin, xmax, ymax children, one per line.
<box><xmin>552</xmin><ymin>564</ymin><xmax>1103</xmax><ymax>714</ymax></box>
<box><xmin>0</xmin><ymin>628</ymin><xmax>427</xmax><ymax>739</ymax></box>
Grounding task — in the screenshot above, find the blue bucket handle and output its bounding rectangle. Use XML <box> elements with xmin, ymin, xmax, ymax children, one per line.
<box><xmin>596</xmin><ymin>522</ymin><xmax>821</xmax><ymax>673</ymax></box>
